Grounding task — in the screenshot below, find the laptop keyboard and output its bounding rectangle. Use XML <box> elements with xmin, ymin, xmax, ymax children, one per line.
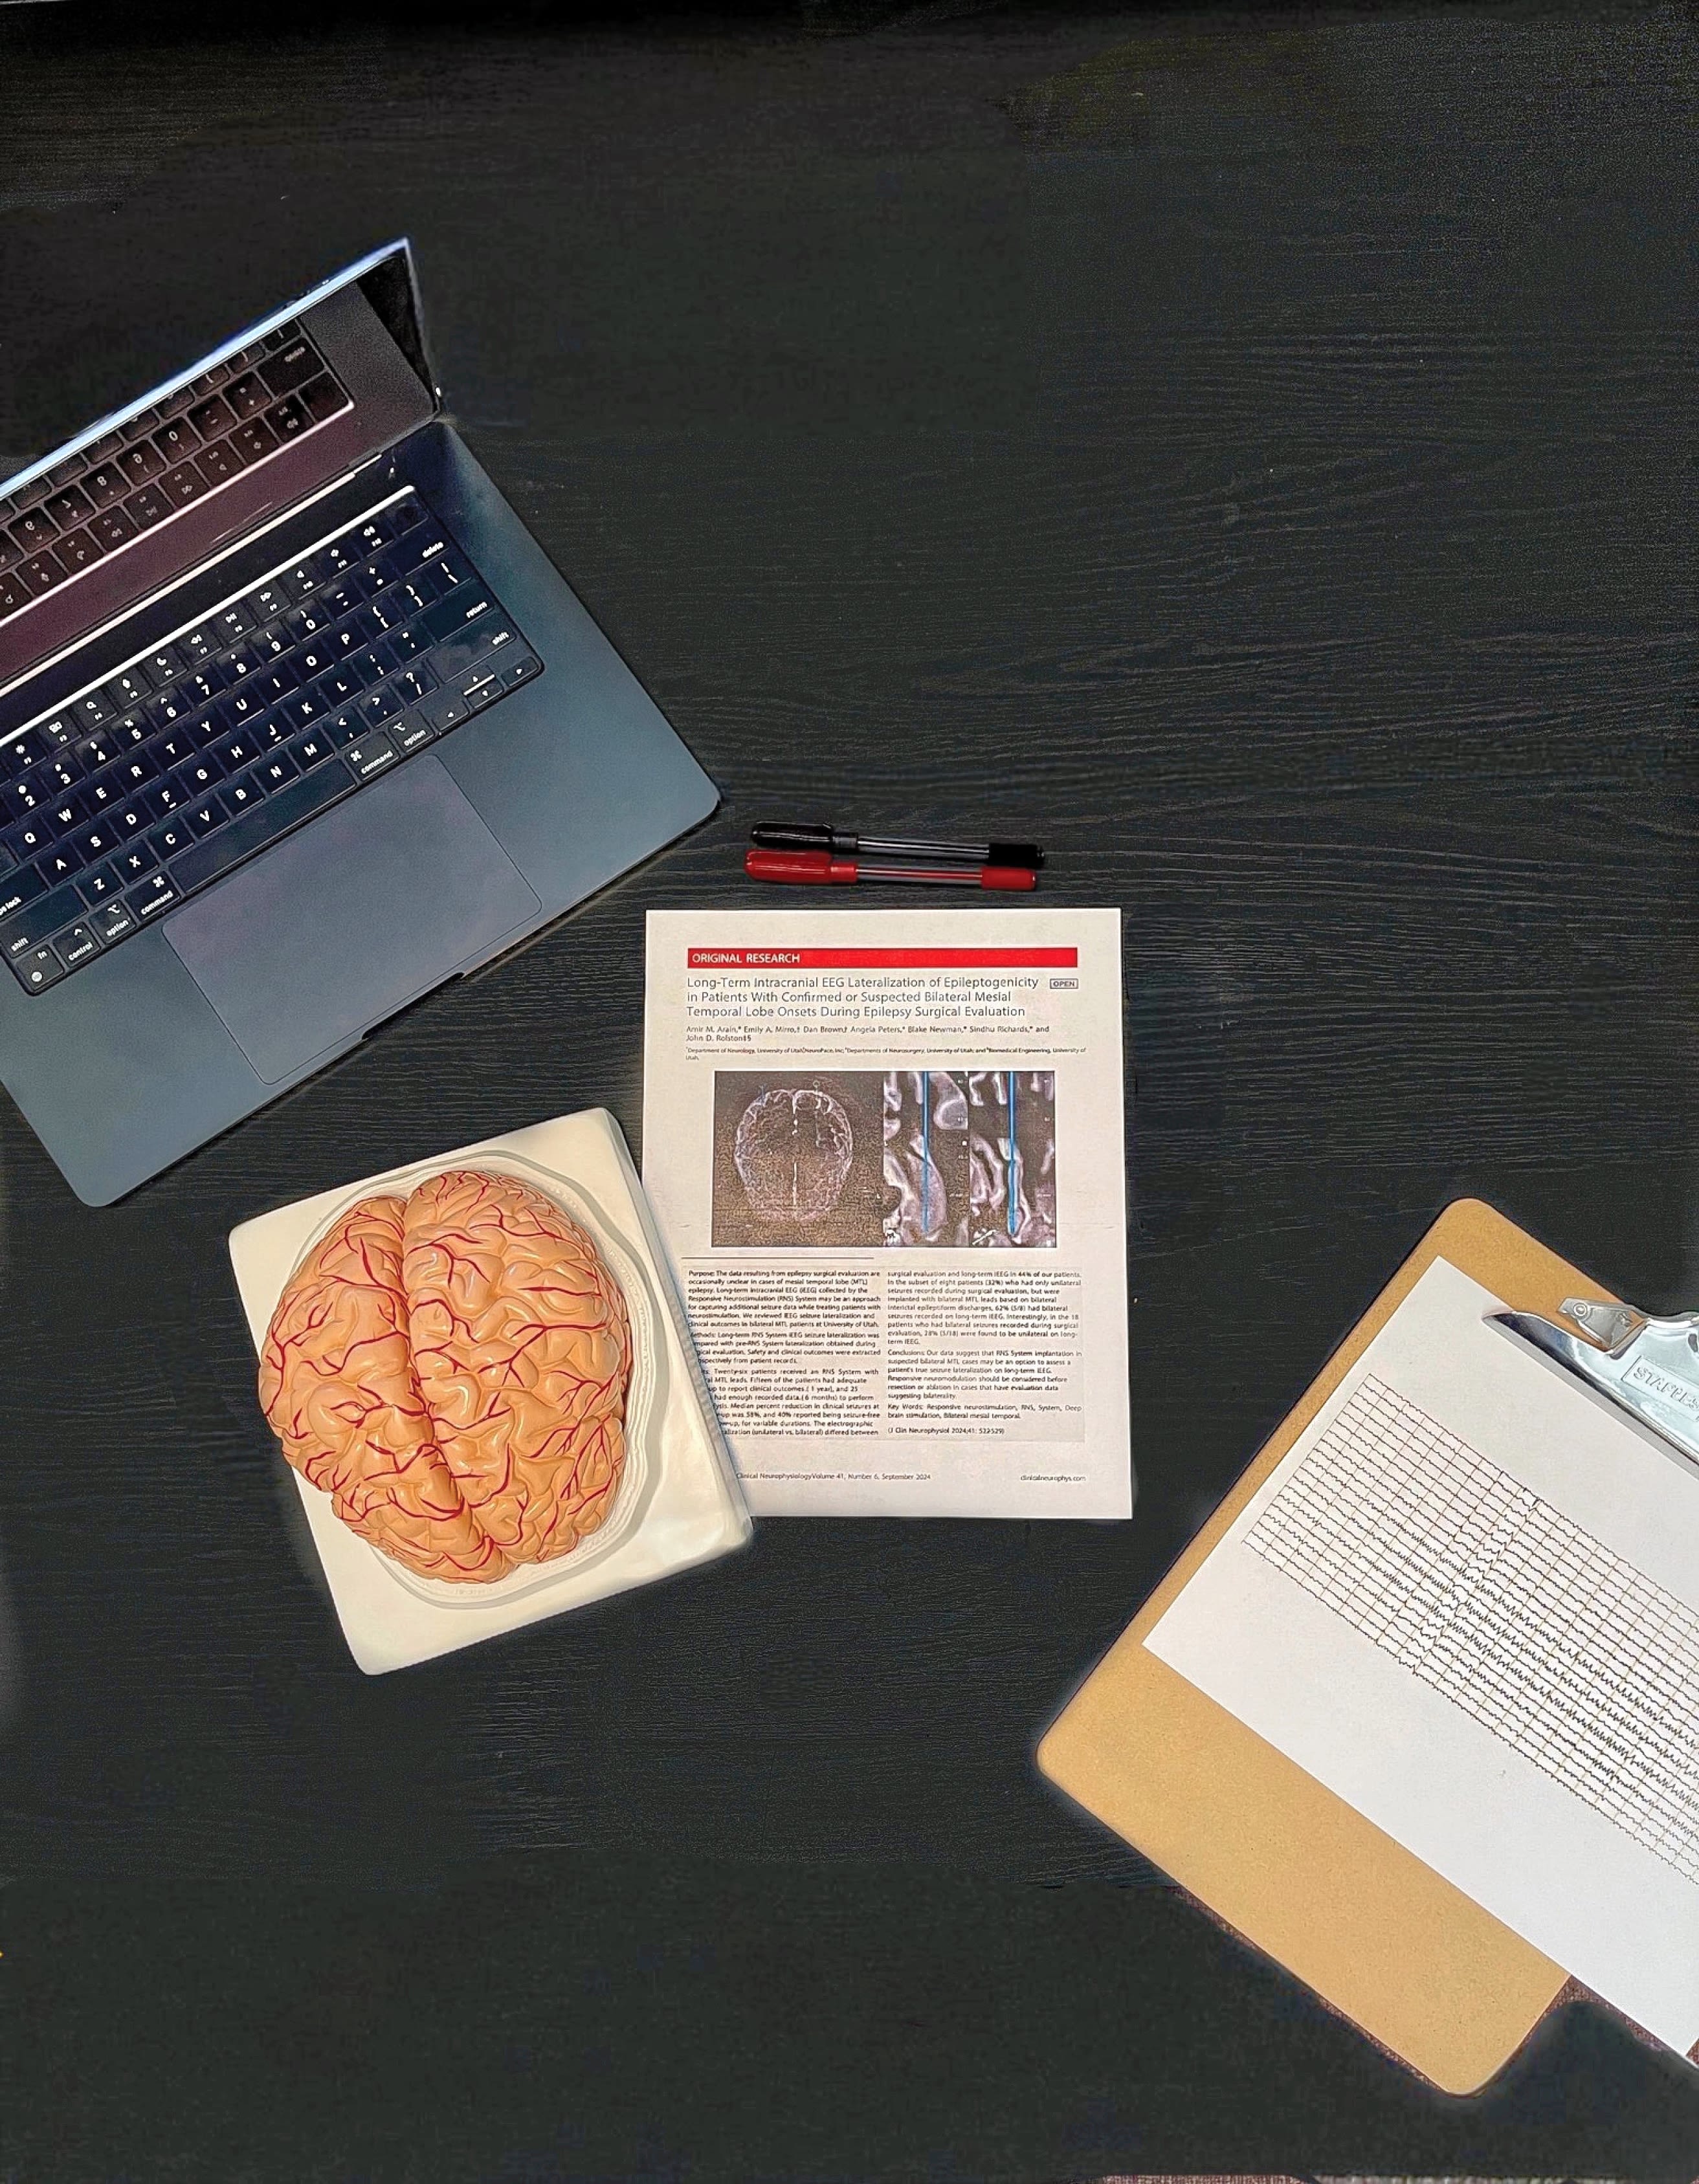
<box><xmin>0</xmin><ymin>321</ymin><xmax>351</xmax><ymax>625</ymax></box>
<box><xmin>0</xmin><ymin>486</ymin><xmax>542</xmax><ymax>994</ymax></box>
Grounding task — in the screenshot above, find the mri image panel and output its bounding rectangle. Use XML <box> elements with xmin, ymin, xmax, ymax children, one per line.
<box><xmin>883</xmin><ymin>1070</ymin><xmax>1056</xmax><ymax>1248</ymax></box>
<box><xmin>711</xmin><ymin>1070</ymin><xmax>1056</xmax><ymax>1250</ymax></box>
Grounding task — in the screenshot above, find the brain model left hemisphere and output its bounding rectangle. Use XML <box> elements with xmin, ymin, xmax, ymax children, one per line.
<box><xmin>260</xmin><ymin>1171</ymin><xmax>634</xmax><ymax>1583</ymax></box>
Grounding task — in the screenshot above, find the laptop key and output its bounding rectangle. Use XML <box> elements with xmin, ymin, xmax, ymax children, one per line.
<box><xmin>177</xmin><ymin>754</ymin><xmax>225</xmax><ymax>797</ymax></box>
<box><xmin>256</xmin><ymin>748</ymin><xmax>300</xmax><ymax>791</ymax></box>
<box><xmin>129</xmin><ymin>872</ymin><xmax>180</xmax><ymax>921</ymax></box>
<box><xmin>0</xmin><ymin>863</ymin><xmax>48</xmax><ymax>920</ymax></box>
<box><xmin>232</xmin><ymin>419</ymin><xmax>280</xmax><ymax>466</ymax></box>
<box><xmin>343</xmin><ymin>730</ymin><xmax>399</xmax><ymax>782</ymax></box>
<box><xmin>103</xmin><ymin>667</ymin><xmax>152</xmax><ymax>711</ymax></box>
<box><xmin>160</xmin><ymin>461</ymin><xmax>208</xmax><ymax>508</ymax></box>
<box><xmin>78</xmin><ymin>727</ymin><xmax>120</xmax><ymax>770</ymax></box>
<box><xmin>9</xmin><ymin>509</ymin><xmax>58</xmax><ymax>551</ymax></box>
<box><xmin>225</xmin><ymin>371</ymin><xmax>269</xmax><ymax>421</ymax></box>
<box><xmin>466</xmin><ymin>671</ymin><xmax>504</xmax><ymax>711</ymax></box>
<box><xmin>152</xmin><ymin>419</ymin><xmax>200</xmax><ymax>464</ymax></box>
<box><xmin>277</xmin><ymin>562</ymin><xmax>320</xmax><ymax>604</ymax></box>
<box><xmin>117</xmin><ymin>443</ymin><xmax>164</xmax><ymax>487</ymax></box>
<box><xmin>358</xmin><ymin>683</ymin><xmax>403</xmax><ymax>730</ymax></box>
<box><xmin>77</xmin><ymin>863</ymin><xmax>122</xmax><ymax>906</ymax></box>
<box><xmin>18</xmin><ymin>555</ymin><xmax>61</xmax><ymax>595</ymax></box>
<box><xmin>3</xmin><ymin>733</ymin><xmax>47</xmax><ymax>776</ymax></box>
<box><xmin>260</xmin><ymin>338</ymin><xmax>321</xmax><ymax>397</ymax></box>
<box><xmin>188</xmin><ymin>395</ymin><xmax>235</xmax><ymax>440</ymax></box>
<box><xmin>289</xmin><ymin>727</ymin><xmax>334</xmax><ymax>770</ymax></box>
<box><xmin>151</xmin><ymin>728</ymin><xmax>194</xmax><ymax>771</ymax></box>
<box><xmin>299</xmin><ymin>375</ymin><xmax>345</xmax><ymax>425</ymax></box>
<box><xmin>58</xmin><ymin>924</ymin><xmax>101</xmax><ymax>970</ymax></box>
<box><xmin>277</xmin><ymin>689</ymin><xmax>324</xmax><ymax>732</ymax></box>
<box><xmin>0</xmin><ymin>879</ymin><xmax>85</xmax><ymax>956</ymax></box>
<box><xmin>44</xmin><ymin>485</ymin><xmax>93</xmax><ymax>529</ymax></box>
<box><xmin>421</xmin><ymin>588</ymin><xmax>495</xmax><ymax>645</ymax></box>
<box><xmin>392</xmin><ymin>664</ymin><xmax>438</xmax><ymax>709</ymax></box>
<box><xmin>91</xmin><ymin>899</ymin><xmax>137</xmax><ymax>945</ymax></box>
<box><xmin>87</xmin><ymin>505</ymin><xmax>139</xmax><ymax>551</ymax></box>
<box><xmin>54</xmin><ymin>529</ymin><xmax>104</xmax><ymax>573</ymax></box>
<box><xmin>393</xmin><ymin>712</ymin><xmax>436</xmax><ymax>755</ymax></box>
<box><xmin>82</xmin><ymin>463</ymin><xmax>128</xmax><ymax>510</ymax></box>
<box><xmin>1</xmin><ymin>778</ymin><xmax>42</xmax><ymax>826</ymax></box>
<box><xmin>14</xmin><ymin>945</ymin><xmax>66</xmax><ymax>994</ymax></box>
<box><xmin>421</xmin><ymin>692</ymin><xmax>468</xmax><ymax>735</ymax></box>
<box><xmin>266</xmin><ymin>395</ymin><xmax>309</xmax><ymax>442</ymax></box>
<box><xmin>195</xmin><ymin>441</ymin><xmax>241</xmax><ymax>486</ymax></box>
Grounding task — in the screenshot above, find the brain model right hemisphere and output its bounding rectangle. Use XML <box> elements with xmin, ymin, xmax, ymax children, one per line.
<box><xmin>260</xmin><ymin>1170</ymin><xmax>633</xmax><ymax>1584</ymax></box>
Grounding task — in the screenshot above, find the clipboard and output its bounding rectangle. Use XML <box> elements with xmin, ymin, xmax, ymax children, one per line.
<box><xmin>1038</xmin><ymin>1198</ymin><xmax>1608</xmax><ymax>2095</ymax></box>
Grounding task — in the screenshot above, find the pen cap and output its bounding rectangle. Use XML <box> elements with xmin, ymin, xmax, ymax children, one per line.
<box><xmin>988</xmin><ymin>841</ymin><xmax>1044</xmax><ymax>870</ymax></box>
<box><xmin>750</xmin><ymin>824</ymin><xmax>836</xmax><ymax>854</ymax></box>
<box><xmin>983</xmin><ymin>865</ymin><xmax>1038</xmax><ymax>890</ymax></box>
<box><xmin>745</xmin><ymin>848</ymin><xmax>845</xmax><ymax>883</ymax></box>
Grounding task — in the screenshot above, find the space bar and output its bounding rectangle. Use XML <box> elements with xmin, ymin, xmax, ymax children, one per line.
<box><xmin>168</xmin><ymin>762</ymin><xmax>352</xmax><ymax>898</ymax></box>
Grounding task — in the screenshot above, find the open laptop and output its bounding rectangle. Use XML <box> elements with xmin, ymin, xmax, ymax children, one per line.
<box><xmin>0</xmin><ymin>242</ymin><xmax>718</xmax><ymax>1204</ymax></box>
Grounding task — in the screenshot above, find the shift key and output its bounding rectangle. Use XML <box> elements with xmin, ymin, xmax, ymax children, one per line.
<box><xmin>168</xmin><ymin>759</ymin><xmax>351</xmax><ymax>896</ymax></box>
<box><xmin>0</xmin><ymin>879</ymin><xmax>90</xmax><ymax>962</ymax></box>
<box><xmin>429</xmin><ymin>611</ymin><xmax>518</xmax><ymax>685</ymax></box>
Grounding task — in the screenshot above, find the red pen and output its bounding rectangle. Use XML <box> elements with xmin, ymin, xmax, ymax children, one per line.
<box><xmin>746</xmin><ymin>848</ymin><xmax>1036</xmax><ymax>891</ymax></box>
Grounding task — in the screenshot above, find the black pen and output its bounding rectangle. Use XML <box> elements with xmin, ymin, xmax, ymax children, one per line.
<box><xmin>750</xmin><ymin>822</ymin><xmax>1043</xmax><ymax>870</ymax></box>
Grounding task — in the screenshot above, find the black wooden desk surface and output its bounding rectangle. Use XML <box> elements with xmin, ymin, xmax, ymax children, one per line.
<box><xmin>2</xmin><ymin>5</ymin><xmax>1697</xmax><ymax>2175</ymax></box>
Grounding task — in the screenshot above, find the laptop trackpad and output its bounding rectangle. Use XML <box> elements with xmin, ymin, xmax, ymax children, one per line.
<box><xmin>166</xmin><ymin>756</ymin><xmax>540</xmax><ymax>1085</ymax></box>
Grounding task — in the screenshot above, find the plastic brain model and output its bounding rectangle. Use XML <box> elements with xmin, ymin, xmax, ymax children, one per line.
<box><xmin>259</xmin><ymin>1170</ymin><xmax>633</xmax><ymax>1583</ymax></box>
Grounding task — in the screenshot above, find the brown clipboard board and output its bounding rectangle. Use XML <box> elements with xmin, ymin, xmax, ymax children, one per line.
<box><xmin>1038</xmin><ymin>1198</ymin><xmax>1609</xmax><ymax>2095</ymax></box>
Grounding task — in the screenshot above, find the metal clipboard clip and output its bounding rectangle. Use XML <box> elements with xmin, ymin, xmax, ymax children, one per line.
<box><xmin>1491</xmin><ymin>1297</ymin><xmax>1699</xmax><ymax>1470</ymax></box>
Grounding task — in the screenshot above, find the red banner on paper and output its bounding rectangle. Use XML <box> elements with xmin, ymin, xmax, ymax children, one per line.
<box><xmin>686</xmin><ymin>948</ymin><xmax>1076</xmax><ymax>970</ymax></box>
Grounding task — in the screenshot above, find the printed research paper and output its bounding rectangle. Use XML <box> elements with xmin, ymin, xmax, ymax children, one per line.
<box><xmin>641</xmin><ymin>907</ymin><xmax>1131</xmax><ymax>1519</ymax></box>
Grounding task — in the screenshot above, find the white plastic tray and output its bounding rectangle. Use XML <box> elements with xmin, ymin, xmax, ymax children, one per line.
<box><xmin>230</xmin><ymin>1108</ymin><xmax>751</xmax><ymax>1673</ymax></box>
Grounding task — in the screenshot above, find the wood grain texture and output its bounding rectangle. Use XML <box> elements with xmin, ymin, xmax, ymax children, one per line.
<box><xmin>1</xmin><ymin>5</ymin><xmax>1698</xmax><ymax>2174</ymax></box>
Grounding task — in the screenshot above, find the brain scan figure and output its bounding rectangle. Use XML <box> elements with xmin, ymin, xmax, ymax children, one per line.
<box><xmin>260</xmin><ymin>1169</ymin><xmax>632</xmax><ymax>1583</ymax></box>
<box><xmin>733</xmin><ymin>1086</ymin><xmax>856</xmax><ymax>1222</ymax></box>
